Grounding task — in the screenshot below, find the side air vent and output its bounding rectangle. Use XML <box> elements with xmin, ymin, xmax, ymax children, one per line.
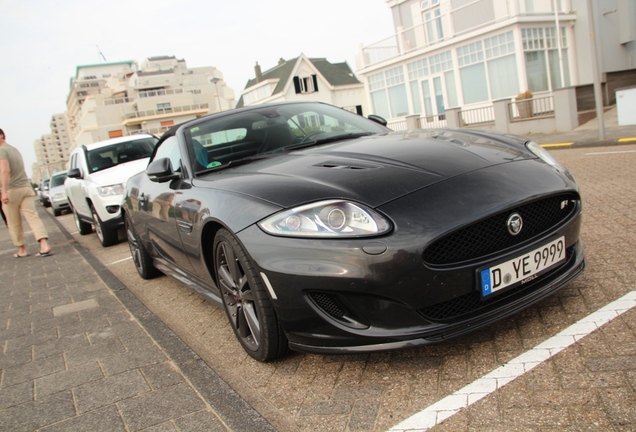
<box><xmin>314</xmin><ymin>161</ymin><xmax>381</xmax><ymax>170</ymax></box>
<box><xmin>308</xmin><ymin>292</ymin><xmax>369</xmax><ymax>329</ymax></box>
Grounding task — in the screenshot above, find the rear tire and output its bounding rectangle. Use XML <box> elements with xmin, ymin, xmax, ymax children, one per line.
<box><xmin>125</xmin><ymin>213</ymin><xmax>160</xmax><ymax>279</ymax></box>
<box><xmin>214</xmin><ymin>228</ymin><xmax>288</xmax><ymax>362</ymax></box>
<box><xmin>53</xmin><ymin>208</ymin><xmax>61</xmax><ymax>217</ymax></box>
<box><xmin>91</xmin><ymin>205</ymin><xmax>118</xmax><ymax>247</ymax></box>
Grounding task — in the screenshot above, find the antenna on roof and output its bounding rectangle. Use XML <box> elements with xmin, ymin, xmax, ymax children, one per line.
<box><xmin>96</xmin><ymin>45</ymin><xmax>107</xmax><ymax>62</ymax></box>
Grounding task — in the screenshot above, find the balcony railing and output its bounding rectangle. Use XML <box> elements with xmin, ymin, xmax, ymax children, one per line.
<box><xmin>123</xmin><ymin>103</ymin><xmax>210</xmax><ymax>120</ymax></box>
<box><xmin>509</xmin><ymin>96</ymin><xmax>554</xmax><ymax>121</ymax></box>
<box><xmin>460</xmin><ymin>106</ymin><xmax>495</xmax><ymax>126</ymax></box>
<box><xmin>139</xmin><ymin>88</ymin><xmax>184</xmax><ymax>98</ymax></box>
<box><xmin>103</xmin><ymin>97</ymin><xmax>133</xmax><ymax>105</ymax></box>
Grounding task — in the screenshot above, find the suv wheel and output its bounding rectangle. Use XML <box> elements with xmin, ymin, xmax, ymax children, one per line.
<box><xmin>91</xmin><ymin>206</ymin><xmax>119</xmax><ymax>247</ymax></box>
<box><xmin>73</xmin><ymin>206</ymin><xmax>92</xmax><ymax>235</ymax></box>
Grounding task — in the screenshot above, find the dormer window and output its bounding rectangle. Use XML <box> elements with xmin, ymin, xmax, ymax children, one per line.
<box><xmin>293</xmin><ymin>75</ymin><xmax>319</xmax><ymax>94</ymax></box>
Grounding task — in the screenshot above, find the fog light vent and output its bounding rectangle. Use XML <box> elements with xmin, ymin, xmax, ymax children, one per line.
<box><xmin>308</xmin><ymin>292</ymin><xmax>368</xmax><ymax>329</ymax></box>
<box><xmin>310</xmin><ymin>292</ymin><xmax>345</xmax><ymax>319</ymax></box>
<box><xmin>106</xmin><ymin>205</ymin><xmax>120</xmax><ymax>214</ymax></box>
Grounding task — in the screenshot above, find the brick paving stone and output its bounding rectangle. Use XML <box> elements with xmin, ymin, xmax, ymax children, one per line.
<box><xmin>37</xmin><ymin>405</ymin><xmax>127</xmax><ymax>432</ymax></box>
<box><xmin>0</xmin><ymin>391</ymin><xmax>75</xmax><ymax>432</ymax></box>
<box><xmin>35</xmin><ymin>360</ymin><xmax>104</xmax><ymax>397</ymax></box>
<box><xmin>74</xmin><ymin>369</ymin><xmax>151</xmax><ymax>413</ymax></box>
<box><xmin>117</xmin><ymin>382</ymin><xmax>207</xmax><ymax>431</ymax></box>
<box><xmin>173</xmin><ymin>410</ymin><xmax>229</xmax><ymax>432</ymax></box>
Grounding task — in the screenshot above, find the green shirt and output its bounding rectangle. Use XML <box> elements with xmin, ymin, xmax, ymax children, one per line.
<box><xmin>0</xmin><ymin>143</ymin><xmax>31</xmax><ymax>189</ymax></box>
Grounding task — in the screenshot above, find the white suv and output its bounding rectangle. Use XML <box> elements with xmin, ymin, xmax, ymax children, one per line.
<box><xmin>65</xmin><ymin>134</ymin><xmax>158</xmax><ymax>246</ymax></box>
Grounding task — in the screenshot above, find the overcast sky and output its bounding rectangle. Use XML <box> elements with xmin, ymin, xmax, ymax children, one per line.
<box><xmin>1</xmin><ymin>0</ymin><xmax>395</xmax><ymax>177</ymax></box>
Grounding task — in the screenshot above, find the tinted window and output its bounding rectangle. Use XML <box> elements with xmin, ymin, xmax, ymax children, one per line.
<box><xmin>87</xmin><ymin>137</ymin><xmax>158</xmax><ymax>173</ymax></box>
<box><xmin>49</xmin><ymin>173</ymin><xmax>67</xmax><ymax>188</ymax></box>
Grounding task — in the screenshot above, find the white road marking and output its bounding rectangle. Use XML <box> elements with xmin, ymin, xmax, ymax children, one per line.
<box><xmin>387</xmin><ymin>291</ymin><xmax>636</xmax><ymax>432</ymax></box>
<box><xmin>586</xmin><ymin>150</ymin><xmax>636</xmax><ymax>156</ymax></box>
<box><xmin>108</xmin><ymin>256</ymin><xmax>133</xmax><ymax>266</ymax></box>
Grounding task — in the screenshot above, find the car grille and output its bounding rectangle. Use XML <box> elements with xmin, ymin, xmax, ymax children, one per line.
<box><xmin>418</xmin><ymin>247</ymin><xmax>574</xmax><ymax>322</ymax></box>
<box><xmin>422</xmin><ymin>193</ymin><xmax>578</xmax><ymax>266</ymax></box>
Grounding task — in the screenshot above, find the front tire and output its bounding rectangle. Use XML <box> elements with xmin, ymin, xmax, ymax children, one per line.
<box><xmin>91</xmin><ymin>205</ymin><xmax>118</xmax><ymax>247</ymax></box>
<box><xmin>214</xmin><ymin>228</ymin><xmax>288</xmax><ymax>362</ymax></box>
<box><xmin>125</xmin><ymin>213</ymin><xmax>160</xmax><ymax>279</ymax></box>
<box><xmin>73</xmin><ymin>206</ymin><xmax>92</xmax><ymax>235</ymax></box>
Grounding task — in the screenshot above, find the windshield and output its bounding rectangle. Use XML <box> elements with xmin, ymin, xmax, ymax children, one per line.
<box><xmin>49</xmin><ymin>173</ymin><xmax>67</xmax><ymax>188</ymax></box>
<box><xmin>87</xmin><ymin>137</ymin><xmax>158</xmax><ymax>173</ymax></box>
<box><xmin>185</xmin><ymin>103</ymin><xmax>389</xmax><ymax>171</ymax></box>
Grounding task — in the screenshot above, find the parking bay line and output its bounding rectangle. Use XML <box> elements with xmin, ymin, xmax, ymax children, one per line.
<box><xmin>586</xmin><ymin>149</ymin><xmax>636</xmax><ymax>156</ymax></box>
<box><xmin>387</xmin><ymin>291</ymin><xmax>636</xmax><ymax>432</ymax></box>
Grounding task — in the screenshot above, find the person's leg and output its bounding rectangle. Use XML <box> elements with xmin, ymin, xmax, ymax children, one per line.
<box><xmin>0</xmin><ymin>200</ymin><xmax>7</xmax><ymax>226</ymax></box>
<box><xmin>19</xmin><ymin>189</ymin><xmax>50</xmax><ymax>254</ymax></box>
<box><xmin>5</xmin><ymin>188</ymin><xmax>28</xmax><ymax>256</ymax></box>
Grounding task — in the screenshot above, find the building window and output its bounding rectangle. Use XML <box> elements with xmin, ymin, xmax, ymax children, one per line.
<box><xmin>422</xmin><ymin>0</ymin><xmax>443</xmax><ymax>44</ymax></box>
<box><xmin>293</xmin><ymin>75</ymin><xmax>319</xmax><ymax>94</ymax></box>
<box><xmin>108</xmin><ymin>130</ymin><xmax>123</xmax><ymax>139</ymax></box>
<box><xmin>160</xmin><ymin>120</ymin><xmax>174</xmax><ymax>128</ymax></box>
<box><xmin>368</xmin><ymin>67</ymin><xmax>409</xmax><ymax>119</ymax></box>
<box><xmin>457</xmin><ymin>41</ymin><xmax>488</xmax><ymax>104</ymax></box>
<box><xmin>485</xmin><ymin>31</ymin><xmax>519</xmax><ymax>100</ymax></box>
<box><xmin>157</xmin><ymin>102</ymin><xmax>172</xmax><ymax>111</ymax></box>
<box><xmin>522</xmin><ymin>26</ymin><xmax>570</xmax><ymax>92</ymax></box>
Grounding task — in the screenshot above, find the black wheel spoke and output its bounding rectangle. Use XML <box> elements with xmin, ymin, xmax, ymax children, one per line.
<box><xmin>242</xmin><ymin>302</ymin><xmax>261</xmax><ymax>344</ymax></box>
<box><xmin>215</xmin><ymin>229</ymin><xmax>286</xmax><ymax>361</ymax></box>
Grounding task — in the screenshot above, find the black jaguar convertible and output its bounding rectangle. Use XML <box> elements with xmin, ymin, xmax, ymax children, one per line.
<box><xmin>123</xmin><ymin>101</ymin><xmax>585</xmax><ymax>362</ymax></box>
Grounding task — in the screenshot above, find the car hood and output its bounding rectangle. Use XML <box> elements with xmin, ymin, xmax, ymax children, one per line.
<box><xmin>193</xmin><ymin>130</ymin><xmax>535</xmax><ymax>208</ymax></box>
<box><xmin>88</xmin><ymin>158</ymin><xmax>149</xmax><ymax>186</ymax></box>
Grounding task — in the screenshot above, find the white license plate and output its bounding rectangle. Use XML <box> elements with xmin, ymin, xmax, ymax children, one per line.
<box><xmin>480</xmin><ymin>236</ymin><xmax>566</xmax><ymax>297</ymax></box>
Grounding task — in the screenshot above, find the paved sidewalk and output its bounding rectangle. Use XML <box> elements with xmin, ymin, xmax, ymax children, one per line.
<box><xmin>529</xmin><ymin>105</ymin><xmax>636</xmax><ymax>147</ymax></box>
<box><xmin>0</xmin><ymin>208</ymin><xmax>274</xmax><ymax>431</ymax></box>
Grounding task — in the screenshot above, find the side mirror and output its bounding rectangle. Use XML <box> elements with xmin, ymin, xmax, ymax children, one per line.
<box><xmin>147</xmin><ymin>158</ymin><xmax>180</xmax><ymax>183</ymax></box>
<box><xmin>368</xmin><ymin>114</ymin><xmax>388</xmax><ymax>127</ymax></box>
<box><xmin>67</xmin><ymin>167</ymin><xmax>82</xmax><ymax>179</ymax></box>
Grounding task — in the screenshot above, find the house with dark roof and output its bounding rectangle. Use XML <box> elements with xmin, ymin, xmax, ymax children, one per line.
<box><xmin>237</xmin><ymin>54</ymin><xmax>368</xmax><ymax>115</ymax></box>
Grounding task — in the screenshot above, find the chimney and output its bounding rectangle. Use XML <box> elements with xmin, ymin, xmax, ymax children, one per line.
<box><xmin>278</xmin><ymin>58</ymin><xmax>286</xmax><ymax>66</ymax></box>
<box><xmin>255</xmin><ymin>62</ymin><xmax>263</xmax><ymax>83</ymax></box>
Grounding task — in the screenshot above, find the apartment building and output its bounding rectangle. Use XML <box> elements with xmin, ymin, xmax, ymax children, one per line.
<box><xmin>237</xmin><ymin>54</ymin><xmax>369</xmax><ymax>115</ymax></box>
<box><xmin>32</xmin><ymin>113</ymin><xmax>72</xmax><ymax>184</ymax></box>
<box><xmin>66</xmin><ymin>56</ymin><xmax>235</xmax><ymax>147</ymax></box>
<box><xmin>356</xmin><ymin>0</ymin><xmax>636</xmax><ymax>126</ymax></box>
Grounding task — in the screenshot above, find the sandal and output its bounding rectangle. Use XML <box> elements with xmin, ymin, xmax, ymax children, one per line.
<box><xmin>35</xmin><ymin>250</ymin><xmax>53</xmax><ymax>257</ymax></box>
<box><xmin>13</xmin><ymin>253</ymin><xmax>29</xmax><ymax>258</ymax></box>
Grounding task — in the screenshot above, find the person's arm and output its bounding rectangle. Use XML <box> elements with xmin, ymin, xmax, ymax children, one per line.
<box><xmin>0</xmin><ymin>158</ymin><xmax>10</xmax><ymax>203</ymax></box>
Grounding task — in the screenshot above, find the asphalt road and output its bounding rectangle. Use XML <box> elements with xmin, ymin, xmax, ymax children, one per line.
<box><xmin>51</xmin><ymin>142</ymin><xmax>636</xmax><ymax>432</ymax></box>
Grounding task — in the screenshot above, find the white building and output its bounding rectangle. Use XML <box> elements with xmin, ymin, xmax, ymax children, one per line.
<box><xmin>237</xmin><ymin>54</ymin><xmax>369</xmax><ymax>115</ymax></box>
<box><xmin>32</xmin><ymin>113</ymin><xmax>72</xmax><ymax>183</ymax></box>
<box><xmin>66</xmin><ymin>56</ymin><xmax>235</xmax><ymax>147</ymax></box>
<box><xmin>356</xmin><ymin>0</ymin><xmax>636</xmax><ymax>127</ymax></box>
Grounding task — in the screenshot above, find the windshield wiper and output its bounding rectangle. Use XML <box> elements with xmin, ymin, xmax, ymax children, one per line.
<box><xmin>282</xmin><ymin>132</ymin><xmax>376</xmax><ymax>151</ymax></box>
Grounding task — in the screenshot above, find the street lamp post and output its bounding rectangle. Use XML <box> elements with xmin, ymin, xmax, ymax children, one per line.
<box><xmin>210</xmin><ymin>77</ymin><xmax>223</xmax><ymax>112</ymax></box>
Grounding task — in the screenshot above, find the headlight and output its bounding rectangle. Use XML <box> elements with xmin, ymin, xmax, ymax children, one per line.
<box><xmin>52</xmin><ymin>193</ymin><xmax>66</xmax><ymax>201</ymax></box>
<box><xmin>96</xmin><ymin>183</ymin><xmax>125</xmax><ymax>197</ymax></box>
<box><xmin>258</xmin><ymin>200</ymin><xmax>392</xmax><ymax>238</ymax></box>
<box><xmin>526</xmin><ymin>141</ymin><xmax>567</xmax><ymax>172</ymax></box>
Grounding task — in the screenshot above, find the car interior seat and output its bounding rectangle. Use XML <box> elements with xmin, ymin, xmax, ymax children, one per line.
<box><xmin>88</xmin><ymin>153</ymin><xmax>115</xmax><ymax>172</ymax></box>
<box><xmin>259</xmin><ymin>124</ymin><xmax>295</xmax><ymax>153</ymax></box>
<box><xmin>117</xmin><ymin>148</ymin><xmax>140</xmax><ymax>164</ymax></box>
<box><xmin>192</xmin><ymin>139</ymin><xmax>208</xmax><ymax>170</ymax></box>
